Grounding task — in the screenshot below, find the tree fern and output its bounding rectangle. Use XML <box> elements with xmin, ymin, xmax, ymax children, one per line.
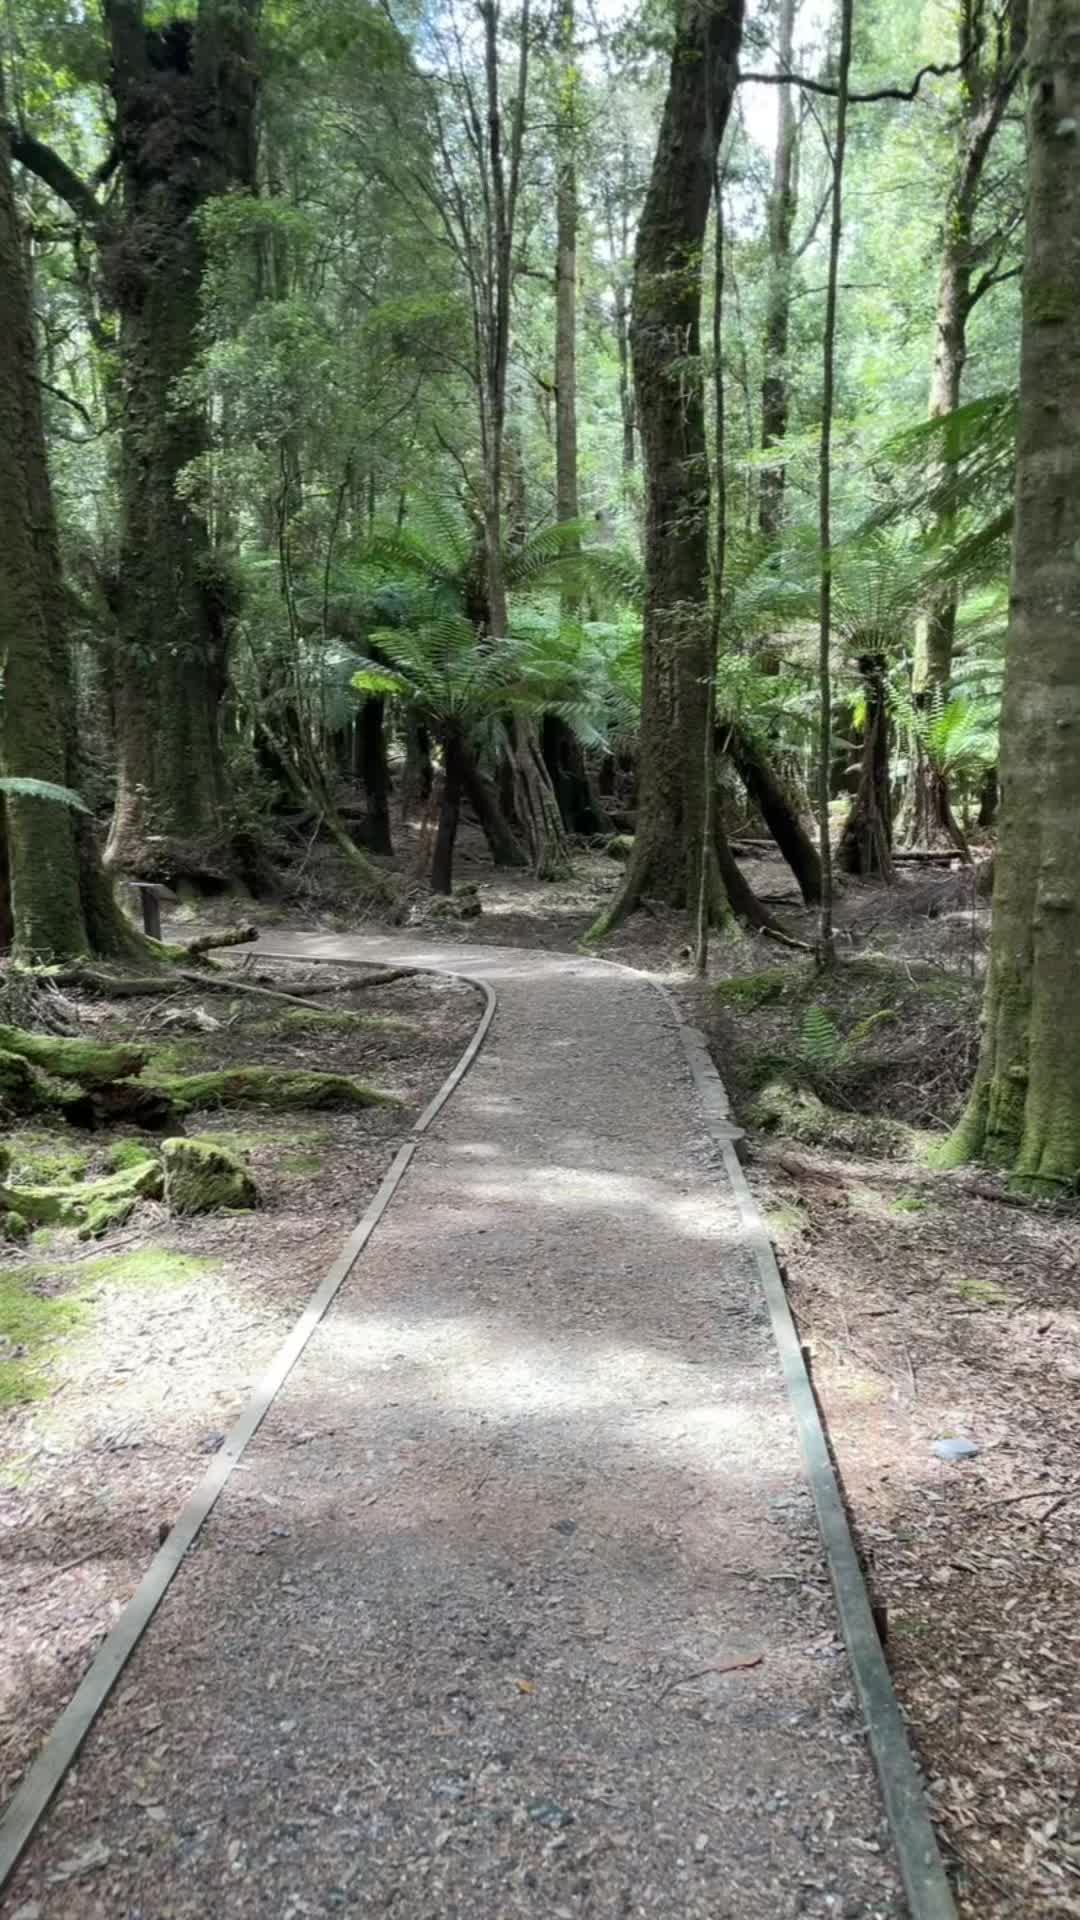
<box><xmin>0</xmin><ymin>777</ymin><xmax>90</xmax><ymax>813</ymax></box>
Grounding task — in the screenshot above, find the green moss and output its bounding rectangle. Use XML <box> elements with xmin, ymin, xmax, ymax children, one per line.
<box><xmin>890</xmin><ymin>1191</ymin><xmax>928</xmax><ymax>1215</ymax></box>
<box><xmin>149</xmin><ymin>1035</ymin><xmax>215</xmax><ymax>1075</ymax></box>
<box><xmin>0</xmin><ymin>1265</ymin><xmax>85</xmax><ymax>1409</ymax></box>
<box><xmin>162</xmin><ymin>1137</ymin><xmax>258</xmax><ymax>1215</ymax></box>
<box><xmin>6</xmin><ymin>1131</ymin><xmax>91</xmax><ymax>1186</ymax></box>
<box><xmin>951</xmin><ymin>1274</ymin><xmax>1009</xmax><ymax>1308</ymax></box>
<box><xmin>79</xmin><ymin>1248</ymin><xmax>217</xmax><ymax>1290</ymax></box>
<box><xmin>749</xmin><ymin>1079</ymin><xmax>909</xmax><ymax>1157</ymax></box>
<box><xmin>0</xmin><ymin>1158</ymin><xmax>163</xmax><ymax>1238</ymax></box>
<box><xmin>104</xmin><ymin>1140</ymin><xmax>158</xmax><ymax>1173</ymax></box>
<box><xmin>0</xmin><ymin>1025</ymin><xmax>145</xmax><ymax>1086</ymax></box>
<box><xmin>605</xmin><ymin>834</ymin><xmax>634</xmax><ymax>863</ymax></box>
<box><xmin>714</xmin><ymin>972</ymin><xmax>787</xmax><ymax>1012</ymax></box>
<box><xmin>151</xmin><ymin>1067</ymin><xmax>398</xmax><ymax>1113</ymax></box>
<box><xmin>1</xmin><ymin>1212</ymin><xmax>30</xmax><ymax>1243</ymax></box>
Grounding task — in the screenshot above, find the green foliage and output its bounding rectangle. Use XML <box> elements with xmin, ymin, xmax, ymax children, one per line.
<box><xmin>0</xmin><ymin>777</ymin><xmax>89</xmax><ymax>813</ymax></box>
<box><xmin>798</xmin><ymin>1004</ymin><xmax>843</xmax><ymax>1068</ymax></box>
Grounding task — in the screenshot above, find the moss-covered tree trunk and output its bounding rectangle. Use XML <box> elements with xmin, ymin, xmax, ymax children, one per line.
<box><xmin>102</xmin><ymin>0</ymin><xmax>260</xmax><ymax>882</ymax></box>
<box><xmin>0</xmin><ymin>70</ymin><xmax>142</xmax><ymax>963</ymax></box>
<box><xmin>598</xmin><ymin>0</ymin><xmax>745</xmax><ymax>929</ymax></box>
<box><xmin>726</xmin><ymin>720</ymin><xmax>822</xmax><ymax>903</ymax></box>
<box><xmin>946</xmin><ymin>1</ymin><xmax>1080</xmax><ymax>1187</ymax></box>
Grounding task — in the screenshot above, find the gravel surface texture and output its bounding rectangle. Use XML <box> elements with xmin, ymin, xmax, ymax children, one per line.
<box><xmin>4</xmin><ymin>936</ymin><xmax>904</xmax><ymax>1919</ymax></box>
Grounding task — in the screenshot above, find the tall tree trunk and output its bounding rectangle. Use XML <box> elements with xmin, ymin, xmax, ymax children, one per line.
<box><xmin>431</xmin><ymin>732</ymin><xmax>464</xmax><ymax>895</ymax></box>
<box><xmin>946</xmin><ymin>0</ymin><xmax>1080</xmax><ymax>1186</ymax></box>
<box><xmin>906</xmin><ymin>0</ymin><xmax>1026</xmax><ymax>844</ymax></box>
<box><xmin>595</xmin><ymin>0</ymin><xmax>745</xmax><ymax>932</ymax></box>
<box><xmin>837</xmin><ymin>654</ymin><xmax>894</xmax><ymax>880</ymax></box>
<box><xmin>541</xmin><ymin>715</ymin><xmax>610</xmax><ymax>836</ymax></box>
<box><xmin>478</xmin><ymin>0</ymin><xmax>570</xmax><ymax>880</ymax></box>
<box><xmin>357</xmin><ymin>697</ymin><xmax>393</xmax><ymax>856</ymax></box>
<box><xmin>400</xmin><ymin>717</ymin><xmax>433</xmax><ymax>818</ymax></box>
<box><xmin>555</xmin><ymin>0</ymin><xmax>580</xmax><ymax>567</ymax></box>
<box><xmin>758</xmin><ymin>0</ymin><xmax>798</xmax><ymax>542</ymax></box>
<box><xmin>614</xmin><ymin>277</ymin><xmax>635</xmax><ymax>472</ymax></box>
<box><xmin>103</xmin><ymin>0</ymin><xmax>260</xmax><ymax>881</ymax></box>
<box><xmin>0</xmin><ymin>70</ymin><xmax>140</xmax><ymax>963</ymax></box>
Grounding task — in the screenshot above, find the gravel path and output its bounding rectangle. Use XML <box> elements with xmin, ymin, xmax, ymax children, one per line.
<box><xmin>3</xmin><ymin>937</ymin><xmax>904</xmax><ymax>1919</ymax></box>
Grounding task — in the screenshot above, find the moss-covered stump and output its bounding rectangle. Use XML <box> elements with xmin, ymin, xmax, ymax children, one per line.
<box><xmin>0</xmin><ymin>1156</ymin><xmax>164</xmax><ymax>1240</ymax></box>
<box><xmin>1</xmin><ymin>1211</ymin><xmax>30</xmax><ymax>1243</ymax></box>
<box><xmin>153</xmin><ymin>1068</ymin><xmax>398</xmax><ymax>1113</ymax></box>
<box><xmin>162</xmin><ymin>1138</ymin><xmax>258</xmax><ymax>1215</ymax></box>
<box><xmin>750</xmin><ymin>1079</ymin><xmax>909</xmax><ymax>1158</ymax></box>
<box><xmin>605</xmin><ymin>834</ymin><xmax>634</xmax><ymax>863</ymax></box>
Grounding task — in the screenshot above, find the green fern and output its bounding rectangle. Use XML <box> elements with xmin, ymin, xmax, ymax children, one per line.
<box><xmin>0</xmin><ymin>776</ymin><xmax>90</xmax><ymax>813</ymax></box>
<box><xmin>799</xmin><ymin>1004</ymin><xmax>843</xmax><ymax>1067</ymax></box>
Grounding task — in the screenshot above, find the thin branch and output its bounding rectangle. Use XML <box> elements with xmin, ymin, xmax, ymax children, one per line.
<box><xmin>739</xmin><ymin>53</ymin><xmax>974</xmax><ymax>105</ymax></box>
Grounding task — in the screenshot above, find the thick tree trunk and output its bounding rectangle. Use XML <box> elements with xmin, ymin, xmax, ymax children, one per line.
<box><xmin>357</xmin><ymin>697</ymin><xmax>393</xmax><ymax>856</ymax></box>
<box><xmin>432</xmin><ymin>733</ymin><xmax>464</xmax><ymax>895</ymax></box>
<box><xmin>946</xmin><ymin>2</ymin><xmax>1080</xmax><ymax>1185</ymax></box>
<box><xmin>460</xmin><ymin>744</ymin><xmax>527</xmax><ymax>867</ymax></box>
<box><xmin>726</xmin><ymin>720</ymin><xmax>822</xmax><ymax>903</ymax></box>
<box><xmin>837</xmin><ymin>655</ymin><xmax>894</xmax><ymax>880</ymax></box>
<box><xmin>758</xmin><ymin>0</ymin><xmax>798</xmax><ymax>542</ymax></box>
<box><xmin>103</xmin><ymin>1</ymin><xmax>259</xmax><ymax>880</ymax></box>
<box><xmin>597</xmin><ymin>0</ymin><xmax>745</xmax><ymax>930</ymax></box>
<box><xmin>615</xmin><ymin>279</ymin><xmax>635</xmax><ymax>472</ymax></box>
<box><xmin>0</xmin><ymin>78</ymin><xmax>140</xmax><ymax>963</ymax></box>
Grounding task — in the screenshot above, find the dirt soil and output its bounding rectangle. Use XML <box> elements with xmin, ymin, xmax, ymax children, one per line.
<box><xmin>240</xmin><ymin>835</ymin><xmax>1080</xmax><ymax>1920</ymax></box>
<box><xmin>0</xmin><ymin>958</ymin><xmax>479</xmax><ymax>1813</ymax></box>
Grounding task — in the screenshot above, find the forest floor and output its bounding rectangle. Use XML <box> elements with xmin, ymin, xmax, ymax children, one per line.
<box><xmin>221</xmin><ymin>821</ymin><xmax>1080</xmax><ymax>1920</ymax></box>
<box><xmin>3</xmin><ymin>828</ymin><xmax>1078</xmax><ymax>1919</ymax></box>
<box><xmin>0</xmin><ymin>958</ymin><xmax>478</xmax><ymax>1816</ymax></box>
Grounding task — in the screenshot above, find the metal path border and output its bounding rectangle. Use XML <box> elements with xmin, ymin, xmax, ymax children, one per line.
<box><xmin>0</xmin><ymin>967</ymin><xmax>496</xmax><ymax>1896</ymax></box>
<box><xmin>665</xmin><ymin>989</ymin><xmax>958</xmax><ymax>1920</ymax></box>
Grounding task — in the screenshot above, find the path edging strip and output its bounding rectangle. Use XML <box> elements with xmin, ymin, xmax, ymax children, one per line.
<box><xmin>0</xmin><ymin>968</ymin><xmax>496</xmax><ymax>1895</ymax></box>
<box><xmin>667</xmin><ymin>994</ymin><xmax>958</xmax><ymax>1920</ymax></box>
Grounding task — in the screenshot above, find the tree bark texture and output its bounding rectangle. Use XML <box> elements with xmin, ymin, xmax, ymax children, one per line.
<box><xmin>357</xmin><ymin>697</ymin><xmax>393</xmax><ymax>855</ymax></box>
<box><xmin>555</xmin><ymin>0</ymin><xmax>580</xmax><ymax>543</ymax></box>
<box><xmin>103</xmin><ymin>0</ymin><xmax>260</xmax><ymax>879</ymax></box>
<box><xmin>432</xmin><ymin>732</ymin><xmax>464</xmax><ymax>894</ymax></box>
<box><xmin>0</xmin><ymin>76</ymin><xmax>140</xmax><ymax>962</ymax></box>
<box><xmin>948</xmin><ymin>0</ymin><xmax>1080</xmax><ymax>1186</ymax></box>
<box><xmin>907</xmin><ymin>0</ymin><xmax>1026</xmax><ymax>842</ymax></box>
<box><xmin>726</xmin><ymin>720</ymin><xmax>822</xmax><ymax>903</ymax></box>
<box><xmin>460</xmin><ymin>745</ymin><xmax>528</xmax><ymax>867</ymax></box>
<box><xmin>759</xmin><ymin>0</ymin><xmax>798</xmax><ymax>542</ymax></box>
<box><xmin>837</xmin><ymin>655</ymin><xmax>894</xmax><ymax>880</ymax></box>
<box><xmin>600</xmin><ymin>0</ymin><xmax>745</xmax><ymax>926</ymax></box>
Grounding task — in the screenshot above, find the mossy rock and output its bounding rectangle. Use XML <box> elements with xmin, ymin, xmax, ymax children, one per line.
<box><xmin>713</xmin><ymin>972</ymin><xmax>787</xmax><ymax>1012</ymax></box>
<box><xmin>152</xmin><ymin>1067</ymin><xmax>397</xmax><ymax>1113</ymax></box>
<box><xmin>749</xmin><ymin>1079</ymin><xmax>909</xmax><ymax>1157</ymax></box>
<box><xmin>1</xmin><ymin>1211</ymin><xmax>30</xmax><ymax>1243</ymax></box>
<box><xmin>0</xmin><ymin>1157</ymin><xmax>164</xmax><ymax>1240</ymax></box>
<box><xmin>605</xmin><ymin>834</ymin><xmax>634</xmax><ymax>863</ymax></box>
<box><xmin>162</xmin><ymin>1137</ymin><xmax>258</xmax><ymax>1215</ymax></box>
<box><xmin>429</xmin><ymin>885</ymin><xmax>482</xmax><ymax>920</ymax></box>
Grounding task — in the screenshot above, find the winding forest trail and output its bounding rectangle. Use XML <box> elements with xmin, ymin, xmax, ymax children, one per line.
<box><xmin>6</xmin><ymin>936</ymin><xmax>905</xmax><ymax>1918</ymax></box>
